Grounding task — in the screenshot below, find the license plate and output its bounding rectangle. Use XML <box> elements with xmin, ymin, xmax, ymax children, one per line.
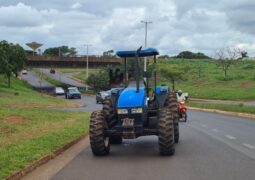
<box><xmin>122</xmin><ymin>118</ymin><xmax>134</xmax><ymax>127</ymax></box>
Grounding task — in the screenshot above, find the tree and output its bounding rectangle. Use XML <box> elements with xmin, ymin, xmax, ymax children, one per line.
<box><xmin>0</xmin><ymin>41</ymin><xmax>13</xmax><ymax>88</ymax></box>
<box><xmin>9</xmin><ymin>44</ymin><xmax>27</xmax><ymax>77</ymax></box>
<box><xmin>43</xmin><ymin>46</ymin><xmax>77</xmax><ymax>56</ymax></box>
<box><xmin>0</xmin><ymin>41</ymin><xmax>26</xmax><ymax>87</ymax></box>
<box><xmin>176</xmin><ymin>51</ymin><xmax>210</xmax><ymax>59</ymax></box>
<box><xmin>159</xmin><ymin>64</ymin><xmax>189</xmax><ymax>90</ymax></box>
<box><xmin>216</xmin><ymin>47</ymin><xmax>242</xmax><ymax>80</ymax></box>
<box><xmin>196</xmin><ymin>60</ymin><xmax>203</xmax><ymax>78</ymax></box>
<box><xmin>103</xmin><ymin>50</ymin><xmax>114</xmax><ymax>56</ymax></box>
<box><xmin>241</xmin><ymin>51</ymin><xmax>248</xmax><ymax>58</ymax></box>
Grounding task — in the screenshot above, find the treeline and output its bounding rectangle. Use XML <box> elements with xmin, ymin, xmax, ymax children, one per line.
<box><xmin>0</xmin><ymin>40</ymin><xmax>27</xmax><ymax>87</ymax></box>
<box><xmin>159</xmin><ymin>51</ymin><xmax>211</xmax><ymax>59</ymax></box>
<box><xmin>26</xmin><ymin>46</ymin><xmax>77</xmax><ymax>56</ymax></box>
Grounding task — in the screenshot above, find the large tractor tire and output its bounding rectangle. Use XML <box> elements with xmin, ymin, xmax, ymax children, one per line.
<box><xmin>89</xmin><ymin>111</ymin><xmax>110</xmax><ymax>156</ymax></box>
<box><xmin>102</xmin><ymin>96</ymin><xmax>114</xmax><ymax>121</ymax></box>
<box><xmin>165</xmin><ymin>93</ymin><xmax>179</xmax><ymax>144</ymax></box>
<box><xmin>109</xmin><ymin>136</ymin><xmax>123</xmax><ymax>144</ymax></box>
<box><xmin>103</xmin><ymin>96</ymin><xmax>118</xmax><ymax>128</ymax></box>
<box><xmin>158</xmin><ymin>107</ymin><xmax>175</xmax><ymax>156</ymax></box>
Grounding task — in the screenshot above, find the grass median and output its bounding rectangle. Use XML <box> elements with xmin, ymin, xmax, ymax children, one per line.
<box><xmin>0</xmin><ymin>75</ymin><xmax>90</xmax><ymax>179</ymax></box>
<box><xmin>32</xmin><ymin>69</ymin><xmax>65</xmax><ymax>87</ymax></box>
<box><xmin>188</xmin><ymin>102</ymin><xmax>255</xmax><ymax>114</ymax></box>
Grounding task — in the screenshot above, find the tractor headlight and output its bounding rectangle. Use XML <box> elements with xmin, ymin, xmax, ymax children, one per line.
<box><xmin>131</xmin><ymin>108</ymin><xmax>143</xmax><ymax>114</ymax></box>
<box><xmin>118</xmin><ymin>109</ymin><xmax>128</xmax><ymax>114</ymax></box>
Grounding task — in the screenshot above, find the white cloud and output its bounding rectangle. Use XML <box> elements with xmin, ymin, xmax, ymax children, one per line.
<box><xmin>0</xmin><ymin>0</ymin><xmax>255</xmax><ymax>56</ymax></box>
<box><xmin>71</xmin><ymin>2</ymin><xmax>81</xmax><ymax>9</ymax></box>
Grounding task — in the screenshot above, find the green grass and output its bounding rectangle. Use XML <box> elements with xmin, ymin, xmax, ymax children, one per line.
<box><xmin>72</xmin><ymin>69</ymin><xmax>100</xmax><ymax>82</ymax></box>
<box><xmin>0</xmin><ymin>75</ymin><xmax>89</xmax><ymax>179</ymax></box>
<box><xmin>54</xmin><ymin>68</ymin><xmax>100</xmax><ymax>74</ymax></box>
<box><xmin>32</xmin><ymin>69</ymin><xmax>65</xmax><ymax>87</ymax></box>
<box><xmin>157</xmin><ymin>59</ymin><xmax>255</xmax><ymax>100</ymax></box>
<box><xmin>0</xmin><ymin>75</ymin><xmax>78</xmax><ymax>108</ymax></box>
<box><xmin>189</xmin><ymin>102</ymin><xmax>255</xmax><ymax>114</ymax></box>
<box><xmin>45</xmin><ymin>68</ymin><xmax>100</xmax><ymax>83</ymax></box>
<box><xmin>54</xmin><ymin>68</ymin><xmax>87</xmax><ymax>73</ymax></box>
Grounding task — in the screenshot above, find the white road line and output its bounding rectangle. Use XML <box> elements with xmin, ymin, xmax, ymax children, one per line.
<box><xmin>243</xmin><ymin>143</ymin><xmax>255</xmax><ymax>150</ymax></box>
<box><xmin>201</xmin><ymin>124</ymin><xmax>207</xmax><ymax>127</ymax></box>
<box><xmin>225</xmin><ymin>135</ymin><xmax>236</xmax><ymax>140</ymax></box>
<box><xmin>212</xmin><ymin>129</ymin><xmax>219</xmax><ymax>133</ymax></box>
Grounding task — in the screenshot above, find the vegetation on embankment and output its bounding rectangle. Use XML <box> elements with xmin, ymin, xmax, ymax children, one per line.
<box><xmin>0</xmin><ymin>75</ymin><xmax>89</xmax><ymax>179</ymax></box>
<box><xmin>157</xmin><ymin>59</ymin><xmax>255</xmax><ymax>100</ymax></box>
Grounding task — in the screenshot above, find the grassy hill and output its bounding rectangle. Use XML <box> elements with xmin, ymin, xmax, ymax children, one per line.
<box><xmin>0</xmin><ymin>75</ymin><xmax>89</xmax><ymax>179</ymax></box>
<box><xmin>157</xmin><ymin>59</ymin><xmax>255</xmax><ymax>100</ymax></box>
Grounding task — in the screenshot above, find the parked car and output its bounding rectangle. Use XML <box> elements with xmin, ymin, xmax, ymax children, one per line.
<box><xmin>65</xmin><ymin>87</ymin><xmax>81</xmax><ymax>99</ymax></box>
<box><xmin>96</xmin><ymin>90</ymin><xmax>111</xmax><ymax>104</ymax></box>
<box><xmin>54</xmin><ymin>87</ymin><xmax>65</xmax><ymax>95</ymax></box>
<box><xmin>21</xmin><ymin>70</ymin><xmax>28</xmax><ymax>75</ymax></box>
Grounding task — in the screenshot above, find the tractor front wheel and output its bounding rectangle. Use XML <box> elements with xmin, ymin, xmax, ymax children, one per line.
<box><xmin>158</xmin><ymin>108</ymin><xmax>175</xmax><ymax>156</ymax></box>
<box><xmin>89</xmin><ymin>111</ymin><xmax>110</xmax><ymax>156</ymax></box>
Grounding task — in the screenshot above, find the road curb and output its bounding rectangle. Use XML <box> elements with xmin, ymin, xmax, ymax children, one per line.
<box><xmin>68</xmin><ymin>76</ymin><xmax>84</xmax><ymax>84</ymax></box>
<box><xmin>5</xmin><ymin>134</ymin><xmax>87</xmax><ymax>180</ymax></box>
<box><xmin>188</xmin><ymin>106</ymin><xmax>255</xmax><ymax>119</ymax></box>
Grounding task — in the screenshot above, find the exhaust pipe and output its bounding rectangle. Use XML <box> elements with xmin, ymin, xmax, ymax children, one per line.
<box><xmin>135</xmin><ymin>46</ymin><xmax>142</xmax><ymax>93</ymax></box>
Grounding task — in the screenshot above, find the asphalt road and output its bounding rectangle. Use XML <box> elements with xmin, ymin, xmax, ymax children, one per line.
<box><xmin>51</xmin><ymin>110</ymin><xmax>255</xmax><ymax>180</ymax></box>
<box><xmin>36</xmin><ymin>68</ymin><xmax>87</xmax><ymax>88</ymax></box>
<box><xmin>20</xmin><ymin>71</ymin><xmax>54</xmax><ymax>89</ymax></box>
<box><xmin>57</xmin><ymin>95</ymin><xmax>102</xmax><ymax>112</ymax></box>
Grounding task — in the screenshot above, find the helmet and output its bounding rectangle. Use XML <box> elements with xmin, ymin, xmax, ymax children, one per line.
<box><xmin>177</xmin><ymin>90</ymin><xmax>182</xmax><ymax>93</ymax></box>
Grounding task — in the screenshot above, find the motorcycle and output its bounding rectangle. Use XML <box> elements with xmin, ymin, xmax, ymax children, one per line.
<box><xmin>178</xmin><ymin>101</ymin><xmax>187</xmax><ymax>122</ymax></box>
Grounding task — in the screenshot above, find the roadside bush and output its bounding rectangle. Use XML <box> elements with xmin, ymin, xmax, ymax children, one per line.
<box><xmin>86</xmin><ymin>70</ymin><xmax>109</xmax><ymax>92</ymax></box>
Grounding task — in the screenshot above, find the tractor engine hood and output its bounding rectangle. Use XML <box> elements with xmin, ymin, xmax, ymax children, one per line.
<box><xmin>117</xmin><ymin>88</ymin><xmax>146</xmax><ymax>108</ymax></box>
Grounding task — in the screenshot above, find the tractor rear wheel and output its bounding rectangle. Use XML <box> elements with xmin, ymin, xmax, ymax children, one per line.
<box><xmin>158</xmin><ymin>107</ymin><xmax>175</xmax><ymax>156</ymax></box>
<box><xmin>89</xmin><ymin>111</ymin><xmax>110</xmax><ymax>156</ymax></box>
<box><xmin>165</xmin><ymin>93</ymin><xmax>179</xmax><ymax>144</ymax></box>
<box><xmin>109</xmin><ymin>136</ymin><xmax>123</xmax><ymax>144</ymax></box>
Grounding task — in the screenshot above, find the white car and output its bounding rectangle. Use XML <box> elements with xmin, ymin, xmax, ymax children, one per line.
<box><xmin>21</xmin><ymin>70</ymin><xmax>28</xmax><ymax>75</ymax></box>
<box><xmin>96</xmin><ymin>90</ymin><xmax>111</xmax><ymax>104</ymax></box>
<box><xmin>54</xmin><ymin>87</ymin><xmax>65</xmax><ymax>95</ymax></box>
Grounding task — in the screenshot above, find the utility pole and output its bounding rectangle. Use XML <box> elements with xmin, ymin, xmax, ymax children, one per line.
<box><xmin>141</xmin><ymin>21</ymin><xmax>152</xmax><ymax>77</ymax></box>
<box><xmin>85</xmin><ymin>44</ymin><xmax>91</xmax><ymax>90</ymax></box>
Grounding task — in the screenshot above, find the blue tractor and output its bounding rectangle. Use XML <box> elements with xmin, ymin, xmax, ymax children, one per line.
<box><xmin>89</xmin><ymin>47</ymin><xmax>179</xmax><ymax>156</ymax></box>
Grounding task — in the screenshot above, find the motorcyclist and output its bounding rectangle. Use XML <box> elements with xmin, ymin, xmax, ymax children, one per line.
<box><xmin>176</xmin><ymin>90</ymin><xmax>187</xmax><ymax>102</ymax></box>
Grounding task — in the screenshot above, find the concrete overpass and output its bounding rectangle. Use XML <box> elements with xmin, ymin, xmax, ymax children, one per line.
<box><xmin>25</xmin><ymin>55</ymin><xmax>121</xmax><ymax>67</ymax></box>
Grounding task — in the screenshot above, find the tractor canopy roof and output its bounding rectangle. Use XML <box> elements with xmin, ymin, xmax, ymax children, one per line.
<box><xmin>116</xmin><ymin>48</ymin><xmax>159</xmax><ymax>58</ymax></box>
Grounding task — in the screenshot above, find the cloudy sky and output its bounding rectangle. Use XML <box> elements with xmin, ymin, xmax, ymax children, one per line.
<box><xmin>0</xmin><ymin>0</ymin><xmax>255</xmax><ymax>56</ymax></box>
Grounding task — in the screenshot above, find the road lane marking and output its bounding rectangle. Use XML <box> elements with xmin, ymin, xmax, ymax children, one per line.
<box><xmin>243</xmin><ymin>143</ymin><xmax>255</xmax><ymax>150</ymax></box>
<box><xmin>212</xmin><ymin>129</ymin><xmax>219</xmax><ymax>133</ymax></box>
<box><xmin>225</xmin><ymin>135</ymin><xmax>236</xmax><ymax>140</ymax></box>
